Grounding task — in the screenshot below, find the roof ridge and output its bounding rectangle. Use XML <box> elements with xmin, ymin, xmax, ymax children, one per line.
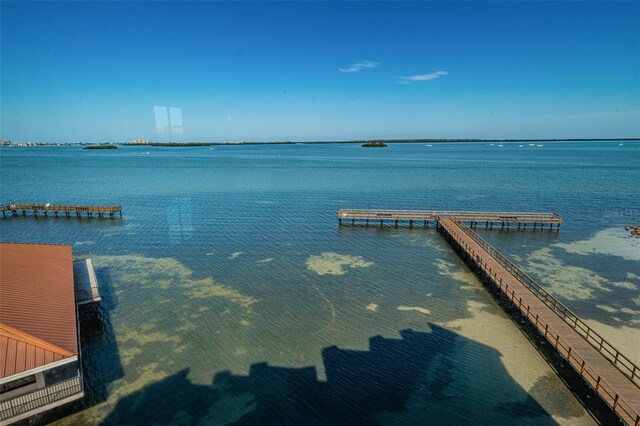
<box><xmin>0</xmin><ymin>322</ymin><xmax>75</xmax><ymax>357</ymax></box>
<box><xmin>0</xmin><ymin>241</ymin><xmax>72</xmax><ymax>247</ymax></box>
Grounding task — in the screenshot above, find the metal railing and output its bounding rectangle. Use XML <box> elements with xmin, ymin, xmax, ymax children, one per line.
<box><xmin>0</xmin><ymin>377</ymin><xmax>82</xmax><ymax>421</ymax></box>
<box><xmin>437</xmin><ymin>217</ymin><xmax>639</xmax><ymax>426</ymax></box>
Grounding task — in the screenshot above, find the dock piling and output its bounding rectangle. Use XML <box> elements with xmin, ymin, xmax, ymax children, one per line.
<box><xmin>1</xmin><ymin>203</ymin><xmax>123</xmax><ymax>220</ymax></box>
<box><xmin>335</xmin><ymin>209</ymin><xmax>562</xmax><ymax>234</ymax></box>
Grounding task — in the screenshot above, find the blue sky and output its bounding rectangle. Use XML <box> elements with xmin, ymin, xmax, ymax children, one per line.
<box><xmin>1</xmin><ymin>1</ymin><xmax>639</xmax><ymax>142</ymax></box>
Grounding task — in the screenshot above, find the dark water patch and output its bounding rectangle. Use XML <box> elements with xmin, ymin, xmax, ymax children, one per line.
<box><xmin>104</xmin><ymin>368</ymin><xmax>219</xmax><ymax>426</ymax></box>
<box><xmin>76</xmin><ymin>267</ymin><xmax>124</xmax><ymax>406</ymax></box>
<box><xmin>101</xmin><ymin>325</ymin><xmax>552</xmax><ymax>425</ymax></box>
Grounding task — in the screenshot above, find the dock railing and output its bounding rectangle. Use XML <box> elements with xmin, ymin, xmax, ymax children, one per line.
<box><xmin>338</xmin><ymin>209</ymin><xmax>562</xmax><ymax>223</ymax></box>
<box><xmin>447</xmin><ymin>217</ymin><xmax>640</xmax><ymax>387</ymax></box>
<box><xmin>437</xmin><ymin>217</ymin><xmax>639</xmax><ymax>426</ymax></box>
<box><xmin>1</xmin><ymin>203</ymin><xmax>122</xmax><ymax>213</ymax></box>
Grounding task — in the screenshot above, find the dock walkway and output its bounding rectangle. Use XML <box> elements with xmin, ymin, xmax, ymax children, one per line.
<box><xmin>338</xmin><ymin>209</ymin><xmax>639</xmax><ymax>425</ymax></box>
<box><xmin>438</xmin><ymin>216</ymin><xmax>640</xmax><ymax>425</ymax></box>
<box><xmin>73</xmin><ymin>258</ymin><xmax>101</xmax><ymax>305</ymax></box>
<box><xmin>338</xmin><ymin>208</ymin><xmax>562</xmax><ymax>229</ymax></box>
<box><xmin>1</xmin><ymin>203</ymin><xmax>122</xmax><ymax>218</ymax></box>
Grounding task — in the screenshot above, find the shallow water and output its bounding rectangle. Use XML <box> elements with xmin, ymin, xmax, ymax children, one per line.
<box><xmin>1</xmin><ymin>142</ymin><xmax>638</xmax><ymax>425</ymax></box>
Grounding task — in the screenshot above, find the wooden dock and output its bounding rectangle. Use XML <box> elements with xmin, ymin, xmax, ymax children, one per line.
<box><xmin>338</xmin><ymin>208</ymin><xmax>562</xmax><ymax>230</ymax></box>
<box><xmin>338</xmin><ymin>209</ymin><xmax>639</xmax><ymax>425</ymax></box>
<box><xmin>1</xmin><ymin>203</ymin><xmax>122</xmax><ymax>218</ymax></box>
<box><xmin>73</xmin><ymin>258</ymin><xmax>102</xmax><ymax>305</ymax></box>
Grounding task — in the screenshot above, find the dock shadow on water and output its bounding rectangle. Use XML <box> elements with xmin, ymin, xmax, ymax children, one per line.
<box><xmin>101</xmin><ymin>324</ymin><xmax>553</xmax><ymax>425</ymax></box>
<box><xmin>76</xmin><ymin>267</ymin><xmax>125</xmax><ymax>405</ymax></box>
<box><xmin>40</xmin><ymin>267</ymin><xmax>125</xmax><ymax>424</ymax></box>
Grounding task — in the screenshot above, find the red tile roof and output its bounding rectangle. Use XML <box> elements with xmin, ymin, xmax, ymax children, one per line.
<box><xmin>0</xmin><ymin>243</ymin><xmax>78</xmax><ymax>379</ymax></box>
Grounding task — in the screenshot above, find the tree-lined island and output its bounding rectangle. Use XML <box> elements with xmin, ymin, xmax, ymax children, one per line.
<box><xmin>2</xmin><ymin>138</ymin><xmax>638</xmax><ymax>147</ymax></box>
<box><xmin>83</xmin><ymin>145</ymin><xmax>118</xmax><ymax>150</ymax></box>
<box><xmin>362</xmin><ymin>141</ymin><xmax>388</xmax><ymax>147</ymax></box>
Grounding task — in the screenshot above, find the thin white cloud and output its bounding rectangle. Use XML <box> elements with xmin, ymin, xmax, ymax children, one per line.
<box><xmin>339</xmin><ymin>60</ymin><xmax>379</xmax><ymax>73</ymax></box>
<box><xmin>396</xmin><ymin>71</ymin><xmax>448</xmax><ymax>84</ymax></box>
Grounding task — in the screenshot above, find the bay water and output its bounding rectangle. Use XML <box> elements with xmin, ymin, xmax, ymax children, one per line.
<box><xmin>1</xmin><ymin>142</ymin><xmax>638</xmax><ymax>425</ymax></box>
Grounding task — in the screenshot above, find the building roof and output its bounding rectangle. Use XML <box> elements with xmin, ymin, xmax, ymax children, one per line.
<box><xmin>0</xmin><ymin>324</ymin><xmax>74</xmax><ymax>378</ymax></box>
<box><xmin>0</xmin><ymin>243</ymin><xmax>78</xmax><ymax>379</ymax></box>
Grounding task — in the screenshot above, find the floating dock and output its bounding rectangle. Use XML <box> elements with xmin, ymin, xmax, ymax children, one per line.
<box><xmin>338</xmin><ymin>209</ymin><xmax>639</xmax><ymax>425</ymax></box>
<box><xmin>1</xmin><ymin>203</ymin><xmax>122</xmax><ymax>218</ymax></box>
<box><xmin>73</xmin><ymin>258</ymin><xmax>101</xmax><ymax>305</ymax></box>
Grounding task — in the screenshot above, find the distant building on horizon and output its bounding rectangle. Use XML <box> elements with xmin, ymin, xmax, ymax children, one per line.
<box><xmin>132</xmin><ymin>139</ymin><xmax>151</xmax><ymax>145</ymax></box>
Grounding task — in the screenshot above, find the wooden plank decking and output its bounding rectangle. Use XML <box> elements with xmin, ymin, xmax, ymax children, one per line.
<box><xmin>436</xmin><ymin>216</ymin><xmax>640</xmax><ymax>425</ymax></box>
<box><xmin>1</xmin><ymin>203</ymin><xmax>122</xmax><ymax>218</ymax></box>
<box><xmin>338</xmin><ymin>208</ymin><xmax>562</xmax><ymax>228</ymax></box>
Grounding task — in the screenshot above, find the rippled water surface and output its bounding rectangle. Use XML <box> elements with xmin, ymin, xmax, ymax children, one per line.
<box><xmin>1</xmin><ymin>142</ymin><xmax>638</xmax><ymax>425</ymax></box>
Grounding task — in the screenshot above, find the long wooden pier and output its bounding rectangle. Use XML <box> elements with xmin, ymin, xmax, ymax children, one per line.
<box><xmin>1</xmin><ymin>203</ymin><xmax>122</xmax><ymax>218</ymax></box>
<box><xmin>338</xmin><ymin>208</ymin><xmax>562</xmax><ymax>230</ymax></box>
<box><xmin>338</xmin><ymin>209</ymin><xmax>639</xmax><ymax>425</ymax></box>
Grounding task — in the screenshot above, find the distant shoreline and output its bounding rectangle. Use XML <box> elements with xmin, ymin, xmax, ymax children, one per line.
<box><xmin>2</xmin><ymin>138</ymin><xmax>639</xmax><ymax>147</ymax></box>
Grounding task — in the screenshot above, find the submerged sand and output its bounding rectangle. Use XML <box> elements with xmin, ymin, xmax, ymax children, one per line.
<box><xmin>306</xmin><ymin>252</ymin><xmax>374</xmax><ymax>276</ymax></box>
<box><xmin>430</xmin><ymin>261</ymin><xmax>596</xmax><ymax>425</ymax></box>
<box><xmin>54</xmin><ymin>254</ymin><xmax>257</xmax><ymax>425</ymax></box>
<box><xmin>525</xmin><ymin>247</ymin><xmax>638</xmax><ymax>301</ymax></box>
<box><xmin>554</xmin><ymin>227</ymin><xmax>640</xmax><ymax>262</ymax></box>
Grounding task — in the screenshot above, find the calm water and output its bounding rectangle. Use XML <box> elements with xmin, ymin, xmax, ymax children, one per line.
<box><xmin>1</xmin><ymin>142</ymin><xmax>639</xmax><ymax>425</ymax></box>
